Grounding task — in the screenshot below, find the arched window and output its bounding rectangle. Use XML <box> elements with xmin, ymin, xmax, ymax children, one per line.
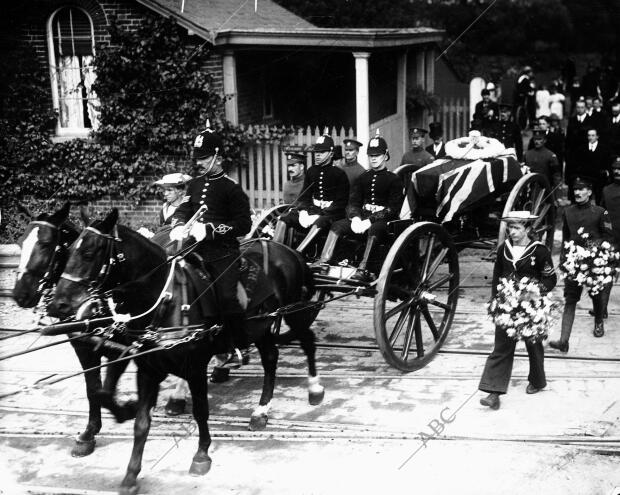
<box><xmin>47</xmin><ymin>6</ymin><xmax>100</xmax><ymax>136</ymax></box>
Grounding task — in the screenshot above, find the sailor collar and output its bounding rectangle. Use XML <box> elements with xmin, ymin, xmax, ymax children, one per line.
<box><xmin>504</xmin><ymin>240</ymin><xmax>543</xmax><ymax>268</ymax></box>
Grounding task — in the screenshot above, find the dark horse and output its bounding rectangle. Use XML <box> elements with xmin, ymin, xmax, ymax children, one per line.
<box><xmin>12</xmin><ymin>202</ymin><xmax>131</xmax><ymax>457</ymax></box>
<box><xmin>48</xmin><ymin>209</ymin><xmax>323</xmax><ymax>494</ymax></box>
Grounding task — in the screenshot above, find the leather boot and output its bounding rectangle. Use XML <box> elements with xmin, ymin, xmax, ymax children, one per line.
<box><xmin>352</xmin><ymin>236</ymin><xmax>378</xmax><ymax>281</ymax></box>
<box><xmin>480</xmin><ymin>393</ymin><xmax>500</xmax><ymax>410</ymax></box>
<box><xmin>296</xmin><ymin>225</ymin><xmax>321</xmax><ymax>253</ymax></box>
<box><xmin>273</xmin><ymin>220</ymin><xmax>287</xmax><ymax>244</ymax></box>
<box><xmin>310</xmin><ymin>230</ymin><xmax>339</xmax><ymax>270</ymax></box>
<box><xmin>549</xmin><ymin>303</ymin><xmax>575</xmax><ymax>353</ymax></box>
<box><xmin>222</xmin><ymin>313</ymin><xmax>249</xmax><ymax>368</ymax></box>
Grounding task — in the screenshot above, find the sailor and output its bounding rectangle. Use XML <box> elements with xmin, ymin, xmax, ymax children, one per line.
<box><xmin>154</xmin><ymin>173</ymin><xmax>193</xmax><ymax>226</ymax></box>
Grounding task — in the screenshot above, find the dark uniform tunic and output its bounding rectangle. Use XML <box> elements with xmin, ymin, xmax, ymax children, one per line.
<box><xmin>280</xmin><ymin>161</ymin><xmax>349</xmax><ymax>231</ymax></box>
<box><xmin>399</xmin><ymin>148</ymin><xmax>434</xmax><ymax>172</ymax></box>
<box><xmin>561</xmin><ymin>202</ymin><xmax>613</xmax><ymax>306</ymax></box>
<box><xmin>601</xmin><ymin>182</ymin><xmax>620</xmax><ymax>246</ymax></box>
<box><xmin>331</xmin><ymin>168</ymin><xmax>404</xmax><ymax>241</ymax></box>
<box><xmin>490</xmin><ymin>120</ymin><xmax>523</xmax><ymax>160</ymax></box>
<box><xmin>524</xmin><ymin>146</ymin><xmax>561</xmax><ymax>185</ymax></box>
<box><xmin>479</xmin><ymin>240</ymin><xmax>557</xmax><ymax>395</ymax></box>
<box><xmin>171</xmin><ymin>171</ymin><xmax>251</xmax><ymax>315</ymax></box>
<box><xmin>339</xmin><ymin>160</ymin><xmax>366</xmax><ymax>186</ymax></box>
<box><xmin>282</xmin><ymin>174</ymin><xmax>305</xmax><ymax>205</ymax></box>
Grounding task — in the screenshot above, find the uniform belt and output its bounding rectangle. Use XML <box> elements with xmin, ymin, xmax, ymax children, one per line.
<box><xmin>313</xmin><ymin>198</ymin><xmax>333</xmax><ymax>209</ymax></box>
<box><xmin>363</xmin><ymin>204</ymin><xmax>385</xmax><ymax>213</ymax></box>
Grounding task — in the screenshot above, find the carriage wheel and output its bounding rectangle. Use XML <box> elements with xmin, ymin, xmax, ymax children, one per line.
<box><xmin>498</xmin><ymin>173</ymin><xmax>556</xmax><ymax>252</ymax></box>
<box><xmin>246</xmin><ymin>204</ymin><xmax>291</xmax><ymax>240</ymax></box>
<box><xmin>373</xmin><ymin>222</ymin><xmax>459</xmax><ymax>371</ymax></box>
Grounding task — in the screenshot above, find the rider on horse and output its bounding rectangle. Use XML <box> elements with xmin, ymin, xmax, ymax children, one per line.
<box><xmin>311</xmin><ymin>135</ymin><xmax>404</xmax><ymax>281</ymax></box>
<box><xmin>169</xmin><ymin>126</ymin><xmax>252</xmax><ymax>368</ymax></box>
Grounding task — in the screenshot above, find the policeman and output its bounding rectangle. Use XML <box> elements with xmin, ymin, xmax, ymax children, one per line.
<box><xmin>340</xmin><ymin>138</ymin><xmax>366</xmax><ymax>185</ymax></box>
<box><xmin>273</xmin><ymin>134</ymin><xmax>349</xmax><ymax>253</ymax></box>
<box><xmin>312</xmin><ymin>135</ymin><xmax>403</xmax><ymax>281</ymax></box>
<box><xmin>169</xmin><ymin>127</ymin><xmax>252</xmax><ymax>367</ymax></box>
<box><xmin>399</xmin><ymin>128</ymin><xmax>434</xmax><ymax>171</ymax></box>
<box><xmin>549</xmin><ymin>176</ymin><xmax>614</xmax><ymax>352</ymax></box>
<box><xmin>282</xmin><ymin>150</ymin><xmax>306</xmax><ymax>205</ymax></box>
<box><xmin>491</xmin><ymin>104</ymin><xmax>523</xmax><ymax>160</ymax></box>
<box><xmin>524</xmin><ymin>127</ymin><xmax>561</xmax><ymax>190</ymax></box>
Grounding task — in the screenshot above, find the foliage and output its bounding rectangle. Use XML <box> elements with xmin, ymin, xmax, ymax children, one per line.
<box><xmin>1</xmin><ymin>16</ymin><xmax>248</xmax><ymax>243</ymax></box>
<box><xmin>406</xmin><ymin>86</ymin><xmax>440</xmax><ymax>117</ymax></box>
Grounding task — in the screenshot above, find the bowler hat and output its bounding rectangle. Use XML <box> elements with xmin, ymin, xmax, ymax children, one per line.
<box><xmin>312</xmin><ymin>134</ymin><xmax>335</xmax><ymax>152</ymax></box>
<box><xmin>193</xmin><ymin>129</ymin><xmax>224</xmax><ymax>159</ymax></box>
<box><xmin>429</xmin><ymin>122</ymin><xmax>444</xmax><ymax>139</ymax></box>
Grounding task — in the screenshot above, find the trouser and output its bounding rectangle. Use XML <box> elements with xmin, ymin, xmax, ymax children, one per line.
<box><xmin>276</xmin><ymin>209</ymin><xmax>343</xmax><ymax>251</ymax></box>
<box><xmin>330</xmin><ymin>218</ymin><xmax>389</xmax><ymax>242</ymax></box>
<box><xmin>564</xmin><ymin>279</ymin><xmax>606</xmax><ymax>322</ymax></box>
<box><xmin>202</xmin><ymin>251</ymin><xmax>248</xmax><ymax>350</ymax></box>
<box><xmin>478</xmin><ymin>325</ymin><xmax>546</xmax><ymax>395</ymax></box>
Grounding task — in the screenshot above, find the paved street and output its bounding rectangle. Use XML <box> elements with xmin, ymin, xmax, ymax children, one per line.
<box><xmin>1</xmin><ymin>254</ymin><xmax>619</xmax><ymax>495</ymax></box>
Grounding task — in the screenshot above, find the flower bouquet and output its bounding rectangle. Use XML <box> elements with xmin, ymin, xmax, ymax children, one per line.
<box><xmin>560</xmin><ymin>228</ymin><xmax>620</xmax><ymax>296</ymax></box>
<box><xmin>487</xmin><ymin>277</ymin><xmax>558</xmax><ymax>343</ymax></box>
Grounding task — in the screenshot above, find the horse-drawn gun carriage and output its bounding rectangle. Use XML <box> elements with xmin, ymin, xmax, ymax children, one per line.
<box><xmin>248</xmin><ymin>133</ymin><xmax>556</xmax><ymax>371</ymax></box>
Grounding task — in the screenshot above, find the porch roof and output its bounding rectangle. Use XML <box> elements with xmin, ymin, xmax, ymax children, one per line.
<box><xmin>135</xmin><ymin>0</ymin><xmax>443</xmax><ymax>49</ymax></box>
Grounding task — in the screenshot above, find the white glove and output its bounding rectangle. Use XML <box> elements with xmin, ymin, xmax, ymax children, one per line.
<box><xmin>169</xmin><ymin>225</ymin><xmax>186</xmax><ymax>241</ymax></box>
<box><xmin>298</xmin><ymin>210</ymin><xmax>311</xmax><ymax>228</ymax></box>
<box><xmin>350</xmin><ymin>217</ymin><xmax>364</xmax><ymax>234</ymax></box>
<box><xmin>359</xmin><ymin>219</ymin><xmax>372</xmax><ymax>233</ymax></box>
<box><xmin>189</xmin><ymin>222</ymin><xmax>207</xmax><ymax>242</ymax></box>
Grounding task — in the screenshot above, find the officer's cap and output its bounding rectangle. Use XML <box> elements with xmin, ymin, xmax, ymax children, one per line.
<box><xmin>154</xmin><ymin>173</ymin><xmax>192</xmax><ymax>187</ymax></box>
<box><xmin>572</xmin><ymin>176</ymin><xmax>593</xmax><ymax>189</ymax></box>
<box><xmin>285</xmin><ymin>152</ymin><xmax>305</xmax><ymax>164</ymax></box>
<box><xmin>612</xmin><ymin>156</ymin><xmax>620</xmax><ymax>169</ymax></box>
<box><xmin>532</xmin><ymin>127</ymin><xmax>546</xmax><ymax>138</ymax></box>
<box><xmin>409</xmin><ymin>127</ymin><xmax>428</xmax><ymax>137</ymax></box>
<box><xmin>193</xmin><ymin>129</ymin><xmax>224</xmax><ymax>159</ymax></box>
<box><xmin>429</xmin><ymin>122</ymin><xmax>444</xmax><ymax>139</ymax></box>
<box><xmin>367</xmin><ymin>136</ymin><xmax>390</xmax><ymax>160</ymax></box>
<box><xmin>312</xmin><ymin>134</ymin><xmax>335</xmax><ymax>152</ymax></box>
<box><xmin>499</xmin><ymin>104</ymin><xmax>512</xmax><ymax>112</ymax></box>
<box><xmin>481</xmin><ymin>88</ymin><xmax>490</xmax><ymax>96</ymax></box>
<box><xmin>343</xmin><ymin>138</ymin><xmax>363</xmax><ymax>148</ymax></box>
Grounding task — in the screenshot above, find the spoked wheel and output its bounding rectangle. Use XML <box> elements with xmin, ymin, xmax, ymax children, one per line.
<box><xmin>246</xmin><ymin>204</ymin><xmax>291</xmax><ymax>240</ymax></box>
<box><xmin>373</xmin><ymin>222</ymin><xmax>459</xmax><ymax>371</ymax></box>
<box><xmin>498</xmin><ymin>173</ymin><xmax>556</xmax><ymax>251</ymax></box>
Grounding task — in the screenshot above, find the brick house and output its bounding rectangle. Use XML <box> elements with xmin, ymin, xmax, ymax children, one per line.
<box><xmin>10</xmin><ymin>0</ymin><xmax>444</xmax><ymax>218</ymax></box>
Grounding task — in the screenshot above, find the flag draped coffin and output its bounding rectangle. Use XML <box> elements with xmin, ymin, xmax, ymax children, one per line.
<box><xmin>400</xmin><ymin>155</ymin><xmax>523</xmax><ymax>222</ymax></box>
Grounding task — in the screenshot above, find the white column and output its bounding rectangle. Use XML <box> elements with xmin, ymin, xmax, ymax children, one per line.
<box><xmin>397</xmin><ymin>51</ymin><xmax>408</xmax><ymax>159</ymax></box>
<box><xmin>353</xmin><ymin>52</ymin><xmax>371</xmax><ymax>167</ymax></box>
<box><xmin>222</xmin><ymin>50</ymin><xmax>238</xmax><ymax>125</ymax></box>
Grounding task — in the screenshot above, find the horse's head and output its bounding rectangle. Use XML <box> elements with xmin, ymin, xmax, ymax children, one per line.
<box><xmin>48</xmin><ymin>208</ymin><xmax>167</xmax><ymax>319</ymax></box>
<box><xmin>13</xmin><ymin>202</ymin><xmax>79</xmax><ymax>308</ymax></box>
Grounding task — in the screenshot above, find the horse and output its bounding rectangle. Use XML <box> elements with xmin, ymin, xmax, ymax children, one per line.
<box><xmin>47</xmin><ymin>208</ymin><xmax>323</xmax><ymax>494</ymax></box>
<box><xmin>12</xmin><ymin>202</ymin><xmax>137</xmax><ymax>457</ymax></box>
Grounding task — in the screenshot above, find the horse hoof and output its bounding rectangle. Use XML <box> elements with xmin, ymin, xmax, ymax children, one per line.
<box><xmin>308</xmin><ymin>388</ymin><xmax>325</xmax><ymax>406</ymax></box>
<box><xmin>248</xmin><ymin>413</ymin><xmax>268</xmax><ymax>431</ymax></box>
<box><xmin>164</xmin><ymin>398</ymin><xmax>186</xmax><ymax>416</ymax></box>
<box><xmin>189</xmin><ymin>456</ymin><xmax>212</xmax><ymax>476</ymax></box>
<box><xmin>118</xmin><ymin>484</ymin><xmax>139</xmax><ymax>495</ymax></box>
<box><xmin>210</xmin><ymin>366</ymin><xmax>230</xmax><ymax>383</ymax></box>
<box><xmin>71</xmin><ymin>438</ymin><xmax>96</xmax><ymax>457</ymax></box>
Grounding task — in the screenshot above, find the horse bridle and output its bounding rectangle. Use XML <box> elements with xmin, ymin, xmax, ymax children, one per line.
<box><xmin>60</xmin><ymin>225</ymin><xmax>126</xmax><ymax>297</ymax></box>
<box><xmin>19</xmin><ymin>220</ymin><xmax>76</xmax><ymax>298</ymax></box>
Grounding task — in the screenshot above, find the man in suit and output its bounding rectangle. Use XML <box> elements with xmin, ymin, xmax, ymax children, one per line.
<box><xmin>609</xmin><ymin>101</ymin><xmax>620</xmax><ymax>156</ymax></box>
<box><xmin>574</xmin><ymin>128</ymin><xmax>612</xmax><ymax>204</ymax></box>
<box><xmin>590</xmin><ymin>97</ymin><xmax>609</xmax><ymax>140</ymax></box>
<box><xmin>565</xmin><ymin>100</ymin><xmax>592</xmax><ymax>181</ymax></box>
<box><xmin>473</xmin><ymin>89</ymin><xmax>499</xmax><ymax>135</ymax></box>
<box><xmin>425</xmin><ymin>122</ymin><xmax>446</xmax><ymax>159</ymax></box>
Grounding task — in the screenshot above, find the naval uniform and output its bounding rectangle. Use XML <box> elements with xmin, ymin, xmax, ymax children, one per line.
<box><xmin>561</xmin><ymin>202</ymin><xmax>613</xmax><ymax>314</ymax></box>
<box><xmin>279</xmin><ymin>161</ymin><xmax>349</xmax><ymax>231</ymax></box>
<box><xmin>339</xmin><ymin>160</ymin><xmax>366</xmax><ymax>186</ymax></box>
<box><xmin>399</xmin><ymin>148</ymin><xmax>434</xmax><ymax>172</ymax></box>
<box><xmin>479</xmin><ymin>241</ymin><xmax>557</xmax><ymax>395</ymax></box>
<box><xmin>171</xmin><ymin>171</ymin><xmax>251</xmax><ymax>317</ymax></box>
<box><xmin>330</xmin><ymin>169</ymin><xmax>404</xmax><ymax>241</ymax></box>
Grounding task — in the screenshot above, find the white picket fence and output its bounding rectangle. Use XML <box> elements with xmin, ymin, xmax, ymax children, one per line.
<box><xmin>236</xmin><ymin>125</ymin><xmax>355</xmax><ymax>210</ymax></box>
<box><xmin>431</xmin><ymin>97</ymin><xmax>470</xmax><ymax>141</ymax></box>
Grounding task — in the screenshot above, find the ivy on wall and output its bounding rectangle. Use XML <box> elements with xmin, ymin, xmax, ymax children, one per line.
<box><xmin>0</xmin><ymin>16</ymin><xmax>247</xmax><ymax>243</ymax></box>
